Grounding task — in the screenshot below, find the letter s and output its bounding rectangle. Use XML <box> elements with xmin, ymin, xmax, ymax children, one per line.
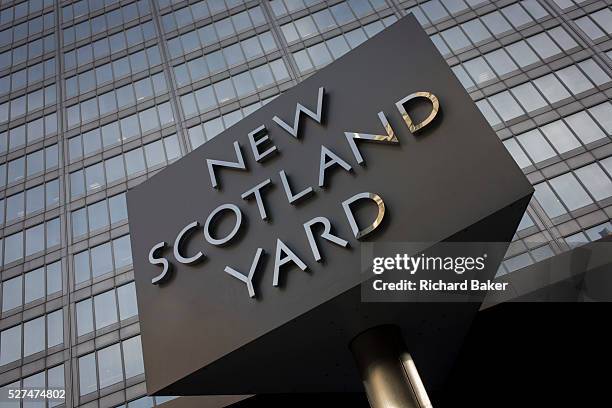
<box><xmin>149</xmin><ymin>242</ymin><xmax>171</xmax><ymax>284</ymax></box>
<box><xmin>476</xmin><ymin>257</ymin><xmax>486</xmax><ymax>270</ymax></box>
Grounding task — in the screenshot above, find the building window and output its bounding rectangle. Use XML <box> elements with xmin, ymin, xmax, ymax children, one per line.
<box><xmin>0</xmin><ymin>309</ymin><xmax>62</xmax><ymax>365</ymax></box>
<box><xmin>1</xmin><ymin>276</ymin><xmax>22</xmax><ymax>312</ymax></box>
<box><xmin>71</xmin><ymin>193</ymin><xmax>128</xmax><ymax>240</ymax></box>
<box><xmin>76</xmin><ymin>282</ymin><xmax>139</xmax><ymax>336</ymax></box>
<box><xmin>118</xmin><ymin>282</ymin><xmax>138</xmax><ymax>320</ymax></box>
<box><xmin>548</xmin><ymin>172</ymin><xmax>593</xmax><ymax>212</ymax></box>
<box><xmin>78</xmin><ymin>353</ymin><xmax>97</xmax><ymax>396</ymax></box>
<box><xmin>122</xmin><ymin>336</ymin><xmax>145</xmax><ymax>379</ymax></box>
<box><xmin>97</xmin><ymin>343</ymin><xmax>123</xmax><ymax>389</ymax></box>
<box><xmin>575</xmin><ymin>163</ymin><xmax>612</xmax><ymax>201</ymax></box>
<box><xmin>0</xmin><ymin>325</ymin><xmax>21</xmax><ymax>365</ymax></box>
<box><xmin>534</xmin><ymin>182</ymin><xmax>566</xmax><ymax>218</ymax></box>
<box><xmin>2</xmin><ymin>218</ymin><xmax>61</xmax><ymax>266</ymax></box>
<box><xmin>69</xmin><ymin>135</ymin><xmax>180</xmax><ymax>199</ymax></box>
<box><xmin>94</xmin><ymin>290</ymin><xmax>118</xmax><ymax>330</ymax></box>
<box><xmin>74</xmin><ymin>235</ymin><xmax>133</xmax><ymax>285</ymax></box>
<box><xmin>574</xmin><ymin>8</ymin><xmax>612</xmax><ymax>41</ymax></box>
<box><xmin>0</xmin><ymin>261</ymin><xmax>62</xmax><ymax>312</ymax></box>
<box><xmin>78</xmin><ymin>336</ymin><xmax>145</xmax><ymax>396</ymax></box>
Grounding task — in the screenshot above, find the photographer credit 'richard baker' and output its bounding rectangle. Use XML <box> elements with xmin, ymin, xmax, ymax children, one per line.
<box><xmin>372</xmin><ymin>279</ymin><xmax>509</xmax><ymax>292</ymax></box>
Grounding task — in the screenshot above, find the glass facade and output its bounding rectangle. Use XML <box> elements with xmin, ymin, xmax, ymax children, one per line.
<box><xmin>0</xmin><ymin>0</ymin><xmax>610</xmax><ymax>406</ymax></box>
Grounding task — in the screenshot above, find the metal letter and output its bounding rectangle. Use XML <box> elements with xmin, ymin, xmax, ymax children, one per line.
<box><xmin>272</xmin><ymin>87</ymin><xmax>324</xmax><ymax>138</ymax></box>
<box><xmin>248</xmin><ymin>125</ymin><xmax>277</xmax><ymax>162</ymax></box>
<box><xmin>173</xmin><ymin>221</ymin><xmax>203</xmax><ymax>264</ymax></box>
<box><xmin>344</xmin><ymin>111</ymin><xmax>399</xmax><ymax>165</ymax></box>
<box><xmin>273</xmin><ymin>238</ymin><xmax>308</xmax><ymax>287</ymax></box>
<box><xmin>395</xmin><ymin>92</ymin><xmax>440</xmax><ymax>133</ymax></box>
<box><xmin>279</xmin><ymin>170</ymin><xmax>313</xmax><ymax>204</ymax></box>
<box><xmin>149</xmin><ymin>242</ymin><xmax>171</xmax><ymax>285</ymax></box>
<box><xmin>206</xmin><ymin>141</ymin><xmax>246</xmax><ymax>189</ymax></box>
<box><xmin>303</xmin><ymin>217</ymin><xmax>349</xmax><ymax>262</ymax></box>
<box><xmin>241</xmin><ymin>179</ymin><xmax>272</xmax><ymax>221</ymax></box>
<box><xmin>318</xmin><ymin>145</ymin><xmax>352</xmax><ymax>188</ymax></box>
<box><xmin>204</xmin><ymin>203</ymin><xmax>243</xmax><ymax>246</ymax></box>
<box><xmin>342</xmin><ymin>192</ymin><xmax>386</xmax><ymax>240</ymax></box>
<box><xmin>224</xmin><ymin>248</ymin><xmax>264</xmax><ymax>298</ymax></box>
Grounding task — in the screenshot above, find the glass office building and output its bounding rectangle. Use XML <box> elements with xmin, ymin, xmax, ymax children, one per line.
<box><xmin>0</xmin><ymin>0</ymin><xmax>610</xmax><ymax>406</ymax></box>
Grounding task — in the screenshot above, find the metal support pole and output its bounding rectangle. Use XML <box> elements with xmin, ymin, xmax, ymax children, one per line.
<box><xmin>350</xmin><ymin>325</ymin><xmax>433</xmax><ymax>408</ymax></box>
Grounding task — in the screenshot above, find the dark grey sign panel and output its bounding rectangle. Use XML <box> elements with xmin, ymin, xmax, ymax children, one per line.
<box><xmin>127</xmin><ymin>15</ymin><xmax>533</xmax><ymax>396</ymax></box>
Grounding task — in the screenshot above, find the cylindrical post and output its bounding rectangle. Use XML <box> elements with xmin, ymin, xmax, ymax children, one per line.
<box><xmin>350</xmin><ymin>325</ymin><xmax>433</xmax><ymax>408</ymax></box>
